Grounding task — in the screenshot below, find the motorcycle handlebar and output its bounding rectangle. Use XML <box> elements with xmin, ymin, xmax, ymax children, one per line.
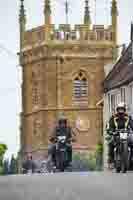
<box><xmin>109</xmin><ymin>129</ymin><xmax>133</xmax><ymax>135</ymax></box>
<box><xmin>50</xmin><ymin>137</ymin><xmax>73</xmax><ymax>143</ymax></box>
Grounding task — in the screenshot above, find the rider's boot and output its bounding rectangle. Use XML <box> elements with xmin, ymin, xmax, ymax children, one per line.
<box><xmin>108</xmin><ymin>156</ymin><xmax>114</xmax><ymax>170</ymax></box>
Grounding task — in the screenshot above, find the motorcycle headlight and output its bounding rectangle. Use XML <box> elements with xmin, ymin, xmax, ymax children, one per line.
<box><xmin>120</xmin><ymin>132</ymin><xmax>128</xmax><ymax>140</ymax></box>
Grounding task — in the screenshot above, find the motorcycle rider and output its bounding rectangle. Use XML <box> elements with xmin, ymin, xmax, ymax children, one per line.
<box><xmin>107</xmin><ymin>102</ymin><xmax>133</xmax><ymax>169</ymax></box>
<box><xmin>22</xmin><ymin>154</ymin><xmax>36</xmax><ymax>174</ymax></box>
<box><xmin>48</xmin><ymin>117</ymin><xmax>76</xmax><ymax>167</ymax></box>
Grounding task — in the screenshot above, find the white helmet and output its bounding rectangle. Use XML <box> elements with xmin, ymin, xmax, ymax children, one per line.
<box><xmin>116</xmin><ymin>102</ymin><xmax>126</xmax><ymax>112</ymax></box>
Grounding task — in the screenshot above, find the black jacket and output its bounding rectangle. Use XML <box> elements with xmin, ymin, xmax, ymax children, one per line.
<box><xmin>49</xmin><ymin>126</ymin><xmax>76</xmax><ymax>142</ymax></box>
<box><xmin>109</xmin><ymin>112</ymin><xmax>133</xmax><ymax>132</ymax></box>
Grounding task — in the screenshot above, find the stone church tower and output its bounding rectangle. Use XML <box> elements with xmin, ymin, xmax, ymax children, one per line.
<box><xmin>19</xmin><ymin>0</ymin><xmax>118</xmax><ymax>160</ymax></box>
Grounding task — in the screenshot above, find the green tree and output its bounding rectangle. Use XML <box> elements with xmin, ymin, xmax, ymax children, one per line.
<box><xmin>0</xmin><ymin>143</ymin><xmax>7</xmax><ymax>157</ymax></box>
<box><xmin>3</xmin><ymin>159</ymin><xmax>9</xmax><ymax>175</ymax></box>
<box><xmin>95</xmin><ymin>141</ymin><xmax>103</xmax><ymax>171</ymax></box>
<box><xmin>72</xmin><ymin>152</ymin><xmax>96</xmax><ymax>171</ymax></box>
<box><xmin>0</xmin><ymin>143</ymin><xmax>7</xmax><ymax>175</ymax></box>
<box><xmin>72</xmin><ymin>142</ymin><xmax>104</xmax><ymax>172</ymax></box>
<box><xmin>9</xmin><ymin>155</ymin><xmax>18</xmax><ymax>174</ymax></box>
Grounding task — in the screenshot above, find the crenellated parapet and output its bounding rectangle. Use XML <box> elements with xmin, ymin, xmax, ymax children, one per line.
<box><xmin>19</xmin><ymin>0</ymin><xmax>117</xmax><ymax>53</ymax></box>
<box><xmin>22</xmin><ymin>24</ymin><xmax>113</xmax><ymax>50</ymax></box>
<box><xmin>19</xmin><ymin>0</ymin><xmax>118</xmax><ymax>57</ymax></box>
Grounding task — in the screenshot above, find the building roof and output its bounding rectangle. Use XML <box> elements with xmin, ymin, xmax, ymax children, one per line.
<box><xmin>104</xmin><ymin>41</ymin><xmax>133</xmax><ymax>92</ymax></box>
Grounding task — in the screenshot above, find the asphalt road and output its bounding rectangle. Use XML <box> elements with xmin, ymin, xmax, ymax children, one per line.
<box><xmin>0</xmin><ymin>172</ymin><xmax>132</xmax><ymax>200</ymax></box>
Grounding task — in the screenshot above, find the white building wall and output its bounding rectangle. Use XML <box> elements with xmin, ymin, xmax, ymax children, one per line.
<box><xmin>103</xmin><ymin>93</ymin><xmax>110</xmax><ymax>170</ymax></box>
<box><xmin>103</xmin><ymin>89</ymin><xmax>118</xmax><ymax>170</ymax></box>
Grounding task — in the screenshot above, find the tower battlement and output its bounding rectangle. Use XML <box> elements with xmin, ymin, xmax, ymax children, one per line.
<box><xmin>20</xmin><ymin>0</ymin><xmax>118</xmax><ymax>50</ymax></box>
<box><xmin>22</xmin><ymin>24</ymin><xmax>113</xmax><ymax>49</ymax></box>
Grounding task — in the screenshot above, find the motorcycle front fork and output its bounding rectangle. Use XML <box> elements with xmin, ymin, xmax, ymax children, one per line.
<box><xmin>114</xmin><ymin>146</ymin><xmax>131</xmax><ymax>162</ymax></box>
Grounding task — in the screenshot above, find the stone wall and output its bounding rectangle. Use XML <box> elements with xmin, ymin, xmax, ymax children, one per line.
<box><xmin>20</xmin><ymin>24</ymin><xmax>113</xmax><ymax>160</ymax></box>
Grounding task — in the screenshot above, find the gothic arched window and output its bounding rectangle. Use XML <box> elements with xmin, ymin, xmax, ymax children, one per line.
<box><xmin>73</xmin><ymin>71</ymin><xmax>88</xmax><ymax>103</ymax></box>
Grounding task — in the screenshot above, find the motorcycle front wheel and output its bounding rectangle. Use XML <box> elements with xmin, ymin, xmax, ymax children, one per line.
<box><xmin>121</xmin><ymin>142</ymin><xmax>128</xmax><ymax>173</ymax></box>
<box><xmin>115</xmin><ymin>149</ymin><xmax>121</xmax><ymax>173</ymax></box>
<box><xmin>56</xmin><ymin>151</ymin><xmax>65</xmax><ymax>172</ymax></box>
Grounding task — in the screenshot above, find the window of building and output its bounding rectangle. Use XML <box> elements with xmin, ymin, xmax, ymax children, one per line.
<box><xmin>74</xmin><ymin>78</ymin><xmax>81</xmax><ymax>98</ymax></box>
<box><xmin>73</xmin><ymin>72</ymin><xmax>88</xmax><ymax>103</ymax></box>
<box><xmin>120</xmin><ymin>87</ymin><xmax>126</xmax><ymax>103</ymax></box>
<box><xmin>111</xmin><ymin>94</ymin><xmax>116</xmax><ymax>114</ymax></box>
<box><xmin>129</xmin><ymin>85</ymin><xmax>133</xmax><ymax>105</ymax></box>
<box><xmin>109</xmin><ymin>93</ymin><xmax>118</xmax><ymax>115</ymax></box>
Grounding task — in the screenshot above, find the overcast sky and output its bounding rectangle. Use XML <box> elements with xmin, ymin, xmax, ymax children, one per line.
<box><xmin>0</xmin><ymin>0</ymin><xmax>132</xmax><ymax>158</ymax></box>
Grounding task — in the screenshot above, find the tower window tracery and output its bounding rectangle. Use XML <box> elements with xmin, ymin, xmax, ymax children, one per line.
<box><xmin>73</xmin><ymin>71</ymin><xmax>88</xmax><ymax>103</ymax></box>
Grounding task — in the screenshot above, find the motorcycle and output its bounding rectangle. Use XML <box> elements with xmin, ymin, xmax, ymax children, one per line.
<box><xmin>111</xmin><ymin>129</ymin><xmax>132</xmax><ymax>173</ymax></box>
<box><xmin>54</xmin><ymin>135</ymin><xmax>71</xmax><ymax>172</ymax></box>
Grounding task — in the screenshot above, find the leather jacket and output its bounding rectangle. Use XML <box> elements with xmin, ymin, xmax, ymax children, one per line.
<box><xmin>49</xmin><ymin>126</ymin><xmax>76</xmax><ymax>143</ymax></box>
<box><xmin>109</xmin><ymin>112</ymin><xmax>133</xmax><ymax>132</ymax></box>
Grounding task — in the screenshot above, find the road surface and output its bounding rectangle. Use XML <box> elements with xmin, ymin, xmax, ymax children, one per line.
<box><xmin>0</xmin><ymin>172</ymin><xmax>132</xmax><ymax>200</ymax></box>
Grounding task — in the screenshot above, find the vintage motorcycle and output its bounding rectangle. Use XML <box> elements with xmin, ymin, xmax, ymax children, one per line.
<box><xmin>54</xmin><ymin>135</ymin><xmax>71</xmax><ymax>172</ymax></box>
<box><xmin>111</xmin><ymin>129</ymin><xmax>132</xmax><ymax>173</ymax></box>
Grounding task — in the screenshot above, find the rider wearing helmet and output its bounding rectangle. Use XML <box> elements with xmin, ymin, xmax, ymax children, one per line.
<box><xmin>107</xmin><ymin>102</ymin><xmax>133</xmax><ymax>169</ymax></box>
<box><xmin>22</xmin><ymin>154</ymin><xmax>36</xmax><ymax>174</ymax></box>
<box><xmin>48</xmin><ymin>116</ymin><xmax>76</xmax><ymax>167</ymax></box>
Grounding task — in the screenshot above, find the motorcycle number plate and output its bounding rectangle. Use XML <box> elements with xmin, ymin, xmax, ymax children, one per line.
<box><xmin>120</xmin><ymin>132</ymin><xmax>128</xmax><ymax>139</ymax></box>
<box><xmin>58</xmin><ymin>136</ymin><xmax>66</xmax><ymax>140</ymax></box>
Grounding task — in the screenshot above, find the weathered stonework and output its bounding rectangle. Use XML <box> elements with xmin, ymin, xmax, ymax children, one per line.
<box><xmin>19</xmin><ymin>0</ymin><xmax>117</xmax><ymax>161</ymax></box>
